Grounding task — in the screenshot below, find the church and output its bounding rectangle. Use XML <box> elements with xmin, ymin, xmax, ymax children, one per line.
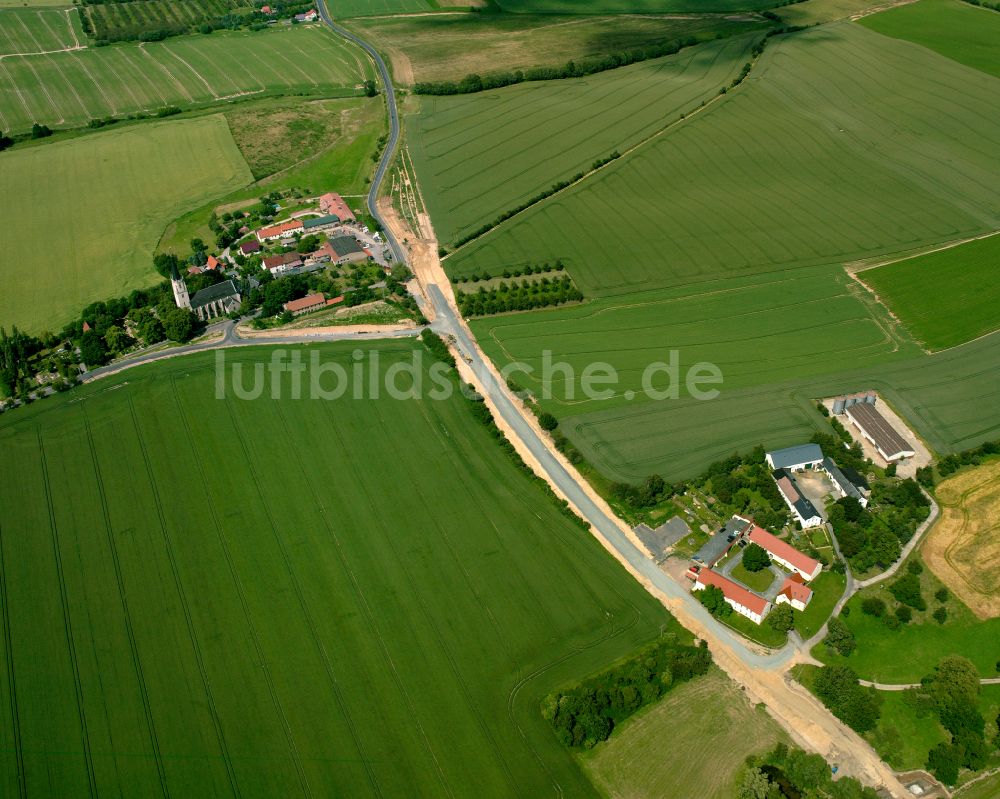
<box><xmin>171</xmin><ymin>261</ymin><xmax>241</xmax><ymax>322</ymax></box>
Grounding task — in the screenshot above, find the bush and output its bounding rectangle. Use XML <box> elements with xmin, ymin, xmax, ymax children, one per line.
<box><xmin>935</xmin><ymin>587</ymin><xmax>949</xmax><ymax>603</ymax></box>
<box><xmin>889</xmin><ymin>573</ymin><xmax>925</xmax><ymax>611</ymax></box>
<box><xmin>823</xmin><ymin>616</ymin><xmax>856</xmax><ymax>657</ymax></box>
<box><xmin>907</xmin><ymin>559</ymin><xmax>924</xmax><ymax>575</ymax></box>
<box><xmin>861</xmin><ymin>597</ymin><xmax>886</xmax><ymax>617</ymax></box>
<box><xmin>697</xmin><ymin>584</ymin><xmax>733</xmax><ymax>618</ymax></box>
<box><xmin>895</xmin><ymin>605</ymin><xmax>912</xmax><ymax>624</ymax></box>
<box><xmin>538</xmin><ymin>412</ymin><xmax>558</xmax><ymax>432</ymax></box>
<box><xmin>933</xmin><ymin>606</ymin><xmax>948</xmax><ymax>624</ymax></box>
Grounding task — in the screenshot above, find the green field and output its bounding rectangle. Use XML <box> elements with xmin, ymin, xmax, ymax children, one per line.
<box><xmin>795</xmin><ymin>571</ymin><xmax>846</xmax><ymax>640</ymax></box>
<box><xmin>579</xmin><ymin>668</ymin><xmax>788</xmax><ymax>799</ymax></box>
<box><xmin>0</xmin><ymin>7</ymin><xmax>82</xmax><ymax>55</ymax></box>
<box><xmin>327</xmin><ymin>0</ymin><xmax>435</xmax><ymax>16</ymax></box>
<box><xmin>0</xmin><ymin>115</ymin><xmax>252</xmax><ymax>332</ymax></box>
<box><xmin>859</xmin><ymin>0</ymin><xmax>1000</xmax><ymax>79</ymax></box>
<box><xmin>445</xmin><ymin>24</ymin><xmax>1000</xmax><ymax>294</ymax></box>
<box><xmin>408</xmin><ymin>33</ymin><xmax>760</xmax><ymax>245</ymax></box>
<box><xmin>0</xmin><ymin>342</ymin><xmax>677</xmax><ymax>797</ymax></box>
<box><xmin>860</xmin><ymin>234</ymin><xmax>1000</xmax><ymax>351</ymax></box>
<box><xmin>83</xmin><ymin>0</ymin><xmax>249</xmax><ymax>42</ymax></box>
<box><xmin>815</xmin><ymin>561</ymin><xmax>1000</xmax><ymax>682</ymax></box>
<box><xmin>352</xmin><ymin>10</ymin><xmax>764</xmax><ymax>86</ymax></box>
<box><xmin>0</xmin><ymin>25</ymin><xmax>370</xmax><ymax>134</ymax></box>
<box><xmin>496</xmin><ymin>0</ymin><xmax>774</xmax><ymax>11</ymax></box>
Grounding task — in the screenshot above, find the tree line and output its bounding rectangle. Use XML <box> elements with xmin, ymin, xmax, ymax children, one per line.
<box><xmin>457</xmin><ymin>275</ymin><xmax>582</xmax><ymax>317</ymax></box>
<box><xmin>542</xmin><ymin>636</ymin><xmax>711</xmax><ymax>749</ymax></box>
<box><xmin>739</xmin><ymin>742</ymin><xmax>880</xmax><ymax>799</ymax></box>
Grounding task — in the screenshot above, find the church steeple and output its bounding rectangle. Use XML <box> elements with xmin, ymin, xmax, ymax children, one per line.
<box><xmin>170</xmin><ymin>259</ymin><xmax>191</xmax><ymax>309</ymax></box>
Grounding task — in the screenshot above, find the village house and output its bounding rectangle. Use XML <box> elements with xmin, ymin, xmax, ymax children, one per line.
<box><xmin>263</xmin><ymin>251</ymin><xmax>303</xmax><ymax>275</ymax></box>
<box><xmin>746</xmin><ymin>524</ymin><xmax>822</xmax><ymax>581</ymax></box>
<box><xmin>239</xmin><ymin>240</ymin><xmax>262</xmax><ymax>256</ymax></box>
<box><xmin>772</xmin><ymin>468</ymin><xmax>824</xmax><ymax>529</ymax></box>
<box><xmin>775</xmin><ymin>574</ymin><xmax>813</xmax><ymax>611</ymax></box>
<box><xmin>283</xmin><ymin>293</ymin><xmax>326</xmax><ymax>316</ymax></box>
<box><xmin>688</xmin><ymin>567</ymin><xmax>770</xmax><ymax>625</ymax></box>
<box><xmin>257</xmin><ymin>220</ymin><xmax>304</xmax><ymax>242</ymax></box>
<box><xmin>319</xmin><ymin>192</ymin><xmax>355</xmax><ymax>221</ymax></box>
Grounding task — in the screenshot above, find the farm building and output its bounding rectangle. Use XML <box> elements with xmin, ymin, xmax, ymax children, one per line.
<box><xmin>239</xmin><ymin>240</ymin><xmax>262</xmax><ymax>256</ymax></box>
<box><xmin>689</xmin><ymin>567</ymin><xmax>770</xmax><ymax>625</ymax></box>
<box><xmin>766</xmin><ymin>443</ymin><xmax>823</xmax><ymax>472</ymax></box>
<box><xmin>775</xmin><ymin>574</ymin><xmax>813</xmax><ymax>611</ymax></box>
<box><xmin>283</xmin><ymin>293</ymin><xmax>326</xmax><ymax>316</ymax></box>
<box><xmin>831</xmin><ymin>391</ymin><xmax>877</xmax><ymax>414</ymax></box>
<box><xmin>844</xmin><ymin>402</ymin><xmax>915</xmax><ymax>462</ymax></box>
<box><xmin>263</xmin><ymin>252</ymin><xmax>303</xmax><ymax>275</ymax></box>
<box><xmin>257</xmin><ymin>220</ymin><xmax>304</xmax><ymax>242</ymax></box>
<box><xmin>821</xmin><ymin>456</ymin><xmax>869</xmax><ymax>508</ymax></box>
<box><xmin>693</xmin><ymin>515</ymin><xmax>752</xmax><ymax>567</ymax></box>
<box><xmin>302</xmin><ymin>214</ymin><xmax>341</xmax><ymax>233</ymax></box>
<box><xmin>771</xmin><ymin>469</ymin><xmax>824</xmax><ymax>529</ymax></box>
<box><xmin>318</xmin><ymin>236</ymin><xmax>368</xmax><ymax>265</ymax></box>
<box><xmin>189</xmin><ymin>280</ymin><xmax>241</xmax><ymax>322</ymax></box>
<box><xmin>747</xmin><ymin>525</ymin><xmax>821</xmax><ymax>580</ymax></box>
<box><xmin>319</xmin><ymin>192</ymin><xmax>355</xmax><ymax>221</ymax></box>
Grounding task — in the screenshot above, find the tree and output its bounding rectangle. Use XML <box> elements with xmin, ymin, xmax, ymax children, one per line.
<box><xmin>926</xmin><ymin>741</ymin><xmax>961</xmax><ymax>785</ymax></box>
<box><xmin>889</xmin><ymin>573</ymin><xmax>925</xmax><ymax>610</ymax></box>
<box><xmin>768</xmin><ymin>603</ymin><xmax>794</xmax><ymax>632</ymax></box>
<box><xmin>813</xmin><ymin>665</ymin><xmax>882</xmax><ymax>733</ymax></box>
<box><xmin>154</xmin><ymin>252</ymin><xmax>181</xmax><ymax>278</ymax></box>
<box><xmin>79</xmin><ymin>330</ymin><xmax>109</xmax><ymax>368</ymax></box>
<box><xmin>30</xmin><ymin>122</ymin><xmax>52</xmax><ymax>139</ymax></box>
<box><xmin>742</xmin><ymin>542</ymin><xmax>771</xmax><ymax>573</ymax></box>
<box><xmin>139</xmin><ymin>317</ymin><xmax>164</xmax><ymax>346</ymax></box>
<box><xmin>895</xmin><ymin>604</ymin><xmax>912</xmax><ymax>624</ymax></box>
<box><xmin>161</xmin><ymin>307</ymin><xmax>195</xmax><ymax>342</ymax></box>
<box><xmin>935</xmin><ymin>587</ymin><xmax>949</xmax><ymax>603</ymax></box>
<box><xmin>363</xmin><ymin>79</ymin><xmax>378</xmax><ymax>97</ymax></box>
<box><xmin>696</xmin><ymin>585</ymin><xmax>732</xmax><ymax>618</ymax></box>
<box><xmin>737</xmin><ymin>767</ymin><xmax>773</xmax><ymax>799</ymax></box>
<box><xmin>0</xmin><ymin>130</ymin><xmax>12</xmax><ymax>151</ymax></box>
<box><xmin>538</xmin><ymin>412</ymin><xmax>558</xmax><ymax>432</ymax></box>
<box><xmin>933</xmin><ymin>606</ymin><xmax>948</xmax><ymax>624</ymax></box>
<box><xmin>103</xmin><ymin>325</ymin><xmax>131</xmax><ymax>355</ymax></box>
<box><xmin>823</xmin><ymin>616</ymin><xmax>856</xmax><ymax>656</ymax></box>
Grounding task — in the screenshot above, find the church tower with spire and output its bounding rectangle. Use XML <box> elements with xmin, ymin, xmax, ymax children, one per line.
<box><xmin>170</xmin><ymin>259</ymin><xmax>191</xmax><ymax>309</ymax></box>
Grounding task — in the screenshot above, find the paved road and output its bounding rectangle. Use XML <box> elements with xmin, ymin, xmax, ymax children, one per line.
<box><xmin>316</xmin><ymin>0</ymin><xmax>405</xmax><ymax>265</ymax></box>
<box><xmin>861</xmin><ymin>677</ymin><xmax>1000</xmax><ymax>691</ymax></box>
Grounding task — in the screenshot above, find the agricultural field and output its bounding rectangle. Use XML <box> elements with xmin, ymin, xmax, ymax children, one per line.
<box><xmin>327</xmin><ymin>0</ymin><xmax>435</xmax><ymax>16</ymax></box>
<box><xmin>444</xmin><ymin>24</ymin><xmax>1000</xmax><ymax>294</ymax></box>
<box><xmin>859</xmin><ymin>234</ymin><xmax>1000</xmax><ymax>351</ymax></box>
<box><xmin>0</xmin><ymin>25</ymin><xmax>370</xmax><ymax>134</ymax></box>
<box><xmin>922</xmin><ymin>459</ymin><xmax>1000</xmax><ymax>618</ymax></box>
<box><xmin>0</xmin><ymin>6</ymin><xmax>82</xmax><ymax>55</ymax></box>
<box><xmin>82</xmin><ymin>0</ymin><xmax>251</xmax><ymax>42</ymax></box>
<box><xmin>859</xmin><ymin>0</ymin><xmax>1000</xmax><ymax>79</ymax></box>
<box><xmin>815</xmin><ymin>558</ymin><xmax>1000</xmax><ymax>682</ymax></box>
<box><xmin>0</xmin><ymin>115</ymin><xmax>253</xmax><ymax>332</ymax></box>
<box><xmin>579</xmin><ymin>668</ymin><xmax>788</xmax><ymax>799</ymax></box>
<box><xmin>775</xmin><ymin>0</ymin><xmax>884</xmax><ymax>26</ymax></box>
<box><xmin>349</xmin><ymin>11</ymin><xmax>765</xmax><ymax>85</ymax></box>
<box><xmin>0</xmin><ymin>342</ymin><xmax>677</xmax><ymax>797</ymax></box>
<box><xmin>408</xmin><ymin>33</ymin><xmax>761</xmax><ymax>245</ymax></box>
<box><xmin>496</xmin><ymin>0</ymin><xmax>774</xmax><ymax>11</ymax></box>
<box><xmin>158</xmin><ymin>94</ymin><xmax>384</xmax><ymax>255</ymax></box>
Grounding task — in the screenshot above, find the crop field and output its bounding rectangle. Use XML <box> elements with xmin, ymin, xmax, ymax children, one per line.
<box><xmin>775</xmin><ymin>0</ymin><xmax>884</xmax><ymax>26</ymax></box>
<box><xmin>327</xmin><ymin>0</ymin><xmax>435</xmax><ymax>16</ymax></box>
<box><xmin>408</xmin><ymin>34</ymin><xmax>760</xmax><ymax>245</ymax></box>
<box><xmin>815</xmin><ymin>558</ymin><xmax>1000</xmax><ymax>682</ymax></box>
<box><xmin>859</xmin><ymin>234</ymin><xmax>1000</xmax><ymax>351</ymax></box>
<box><xmin>351</xmin><ymin>11</ymin><xmax>763</xmax><ymax>86</ymax></box>
<box><xmin>0</xmin><ymin>0</ymin><xmax>70</xmax><ymax>7</ymax></box>
<box><xmin>859</xmin><ymin>0</ymin><xmax>1000</xmax><ymax>79</ymax></box>
<box><xmin>84</xmin><ymin>0</ymin><xmax>250</xmax><ymax>42</ymax></box>
<box><xmin>0</xmin><ymin>7</ymin><xmax>82</xmax><ymax>55</ymax></box>
<box><xmin>922</xmin><ymin>459</ymin><xmax>1000</xmax><ymax>618</ymax></box>
<box><xmin>496</xmin><ymin>0</ymin><xmax>774</xmax><ymax>12</ymax></box>
<box><xmin>0</xmin><ymin>343</ymin><xmax>675</xmax><ymax>797</ymax></box>
<box><xmin>579</xmin><ymin>668</ymin><xmax>787</xmax><ymax>799</ymax></box>
<box><xmin>0</xmin><ymin>25</ymin><xmax>370</xmax><ymax>133</ymax></box>
<box><xmin>0</xmin><ymin>115</ymin><xmax>252</xmax><ymax>332</ymax></box>
<box><xmin>444</xmin><ymin>24</ymin><xmax>1000</xmax><ymax>295</ymax></box>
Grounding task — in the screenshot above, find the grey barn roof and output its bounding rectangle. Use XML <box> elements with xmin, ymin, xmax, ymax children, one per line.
<box><xmin>772</xmin><ymin>468</ymin><xmax>821</xmax><ymax>522</ymax></box>
<box><xmin>190</xmin><ymin>280</ymin><xmax>239</xmax><ymax>308</ymax></box>
<box><xmin>845</xmin><ymin>402</ymin><xmax>913</xmax><ymax>459</ymax></box>
<box><xmin>822</xmin><ymin>456</ymin><xmax>866</xmax><ymax>503</ymax></box>
<box><xmin>767</xmin><ymin>443</ymin><xmax>823</xmax><ymax>470</ymax></box>
<box><xmin>303</xmin><ymin>213</ymin><xmax>340</xmax><ymax>230</ymax></box>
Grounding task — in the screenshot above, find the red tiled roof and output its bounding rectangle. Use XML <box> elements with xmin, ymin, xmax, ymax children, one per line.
<box><xmin>695</xmin><ymin>569</ymin><xmax>768</xmax><ymax>615</ymax></box>
<box><xmin>240</xmin><ymin>240</ymin><xmax>261</xmax><ymax>254</ymax></box>
<box><xmin>319</xmin><ymin>192</ymin><xmax>354</xmax><ymax>220</ymax></box>
<box><xmin>258</xmin><ymin>220</ymin><xmax>303</xmax><ymax>239</ymax></box>
<box><xmin>326</xmin><ymin>296</ymin><xmax>345</xmax><ymax>306</ymax></box>
<box><xmin>263</xmin><ymin>252</ymin><xmax>303</xmax><ymax>269</ymax></box>
<box><xmin>283</xmin><ymin>293</ymin><xmax>326</xmax><ymax>313</ymax></box>
<box><xmin>187</xmin><ymin>266</ymin><xmax>204</xmax><ymax>275</ymax></box>
<box><xmin>777</xmin><ymin>476</ymin><xmax>800</xmax><ymax>503</ymax></box>
<box><xmin>779</xmin><ymin>574</ymin><xmax>813</xmax><ymax>605</ymax></box>
<box><xmin>206</xmin><ymin>255</ymin><xmax>221</xmax><ymax>270</ymax></box>
<box><xmin>747</xmin><ymin>525</ymin><xmax>820</xmax><ymax>577</ymax></box>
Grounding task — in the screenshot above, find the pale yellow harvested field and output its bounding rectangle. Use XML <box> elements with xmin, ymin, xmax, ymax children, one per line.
<box><xmin>923</xmin><ymin>459</ymin><xmax>1000</xmax><ymax>619</ymax></box>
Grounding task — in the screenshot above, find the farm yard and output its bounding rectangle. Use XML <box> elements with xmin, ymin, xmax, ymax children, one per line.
<box><xmin>407</xmin><ymin>33</ymin><xmax>761</xmax><ymax>245</ymax></box>
<box><xmin>0</xmin><ymin>24</ymin><xmax>371</xmax><ymax>134</ymax></box>
<box><xmin>348</xmin><ymin>11</ymin><xmax>764</xmax><ymax>86</ymax></box>
<box><xmin>858</xmin><ymin>0</ymin><xmax>1000</xmax><ymax>79</ymax></box>
<box><xmin>443</xmin><ymin>24</ymin><xmax>1000</xmax><ymax>295</ymax></box>
<box><xmin>0</xmin><ymin>343</ymin><xmax>676</xmax><ymax>797</ymax></box>
<box><xmin>0</xmin><ymin>115</ymin><xmax>253</xmax><ymax>332</ymax></box>
<box><xmin>921</xmin><ymin>459</ymin><xmax>1000</xmax><ymax>618</ymax></box>
<box><xmin>0</xmin><ymin>6</ymin><xmax>83</xmax><ymax>55</ymax></box>
<box><xmin>858</xmin><ymin>234</ymin><xmax>1000</xmax><ymax>351</ymax></box>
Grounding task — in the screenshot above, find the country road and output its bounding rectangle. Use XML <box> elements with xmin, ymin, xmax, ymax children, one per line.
<box><xmin>312</xmin><ymin>8</ymin><xmax>912</xmax><ymax>795</ymax></box>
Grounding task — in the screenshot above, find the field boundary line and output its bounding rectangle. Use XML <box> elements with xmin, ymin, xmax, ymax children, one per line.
<box><xmin>128</xmin><ymin>394</ymin><xmax>242</xmax><ymax>799</ymax></box>
<box><xmin>66</xmin><ymin>50</ymin><xmax>118</xmax><ymax>115</ymax></box>
<box><xmin>36</xmin><ymin>430</ymin><xmax>99</xmax><ymax>798</ymax></box>
<box><xmin>849</xmin><ymin>229</ymin><xmax>1000</xmax><ymax>274</ymax></box>
<box><xmin>157</xmin><ymin>42</ymin><xmax>218</xmax><ymax>99</ymax></box>
<box><xmin>0</xmin><ymin>519</ymin><xmax>26</xmax><ymax>798</ymax></box>
<box><xmin>167</xmin><ymin>392</ymin><xmax>313</xmax><ymax>799</ymax></box>
<box><xmin>80</xmin><ymin>406</ymin><xmax>170</xmax><ymax>799</ymax></box>
<box><xmin>441</xmin><ymin>32</ymin><xmax>768</xmax><ymax>257</ymax></box>
<box><xmin>223</xmin><ymin>395</ymin><xmax>386</xmax><ymax>799</ymax></box>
